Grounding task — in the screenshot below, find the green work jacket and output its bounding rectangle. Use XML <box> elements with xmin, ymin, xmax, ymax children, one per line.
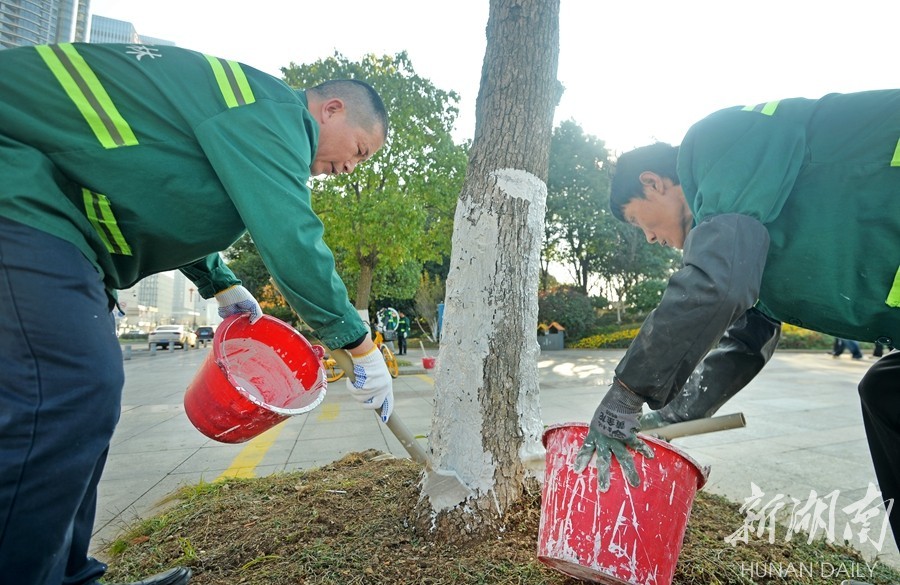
<box><xmin>0</xmin><ymin>43</ymin><xmax>365</xmax><ymax>348</ymax></box>
<box><xmin>616</xmin><ymin>90</ymin><xmax>900</xmax><ymax>408</ymax></box>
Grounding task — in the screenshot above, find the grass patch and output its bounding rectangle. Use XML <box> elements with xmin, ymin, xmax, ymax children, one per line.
<box><xmin>100</xmin><ymin>451</ymin><xmax>899</xmax><ymax>585</ymax></box>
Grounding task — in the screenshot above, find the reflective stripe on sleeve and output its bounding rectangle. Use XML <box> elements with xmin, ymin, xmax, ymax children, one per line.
<box><xmin>35</xmin><ymin>44</ymin><xmax>138</xmax><ymax>149</ymax></box>
<box><xmin>886</xmin><ymin>266</ymin><xmax>900</xmax><ymax>308</ymax></box>
<box><xmin>83</xmin><ymin>189</ymin><xmax>133</xmax><ymax>256</ymax></box>
<box><xmin>741</xmin><ymin>101</ymin><xmax>780</xmax><ymax>116</ymax></box>
<box><xmin>891</xmin><ymin>138</ymin><xmax>900</xmax><ymax>167</ymax></box>
<box><xmin>204</xmin><ymin>54</ymin><xmax>256</xmax><ymax>108</ymax></box>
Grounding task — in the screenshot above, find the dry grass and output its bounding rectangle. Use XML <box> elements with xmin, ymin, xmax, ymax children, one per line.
<box><xmin>100</xmin><ymin>451</ymin><xmax>900</xmax><ymax>584</ymax></box>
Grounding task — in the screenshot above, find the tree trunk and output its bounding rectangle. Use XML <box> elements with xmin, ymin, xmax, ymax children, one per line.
<box><xmin>419</xmin><ymin>0</ymin><xmax>561</xmax><ymax>539</ymax></box>
<box><xmin>355</xmin><ymin>260</ymin><xmax>375</xmax><ymax>311</ymax></box>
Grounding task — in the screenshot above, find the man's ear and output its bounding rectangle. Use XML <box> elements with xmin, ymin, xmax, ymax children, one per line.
<box><xmin>638</xmin><ymin>171</ymin><xmax>663</xmax><ymax>194</ymax></box>
<box><xmin>321</xmin><ymin>98</ymin><xmax>345</xmax><ymax>121</ymax></box>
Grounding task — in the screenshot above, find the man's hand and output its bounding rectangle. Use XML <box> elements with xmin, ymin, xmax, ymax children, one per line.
<box><xmin>215</xmin><ymin>285</ymin><xmax>263</xmax><ymax>323</ymax></box>
<box><xmin>639</xmin><ymin>410</ymin><xmax>667</xmax><ymax>431</ymax></box>
<box><xmin>574</xmin><ymin>378</ymin><xmax>655</xmax><ymax>492</ymax></box>
<box><xmin>345</xmin><ymin>347</ymin><xmax>394</xmax><ymax>422</ymax></box>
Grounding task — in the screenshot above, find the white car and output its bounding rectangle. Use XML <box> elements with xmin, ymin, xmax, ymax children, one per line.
<box><xmin>148</xmin><ymin>325</ymin><xmax>196</xmax><ymax>349</ymax></box>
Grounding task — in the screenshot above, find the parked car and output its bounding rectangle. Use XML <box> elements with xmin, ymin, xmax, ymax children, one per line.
<box><xmin>118</xmin><ymin>329</ymin><xmax>147</xmax><ymax>340</ymax></box>
<box><xmin>148</xmin><ymin>325</ymin><xmax>196</xmax><ymax>349</ymax></box>
<box><xmin>194</xmin><ymin>326</ymin><xmax>215</xmax><ymax>346</ymax></box>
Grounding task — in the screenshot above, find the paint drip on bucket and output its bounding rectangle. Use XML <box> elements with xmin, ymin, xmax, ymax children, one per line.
<box><xmin>538</xmin><ymin>423</ymin><xmax>708</xmax><ymax>585</ymax></box>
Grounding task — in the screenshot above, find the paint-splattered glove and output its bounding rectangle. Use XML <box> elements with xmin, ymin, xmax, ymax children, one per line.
<box><xmin>639</xmin><ymin>410</ymin><xmax>668</xmax><ymax>430</ymax></box>
<box><xmin>345</xmin><ymin>347</ymin><xmax>394</xmax><ymax>423</ymax></box>
<box><xmin>574</xmin><ymin>378</ymin><xmax>655</xmax><ymax>492</ymax></box>
<box><xmin>215</xmin><ymin>285</ymin><xmax>263</xmax><ymax>323</ymax></box>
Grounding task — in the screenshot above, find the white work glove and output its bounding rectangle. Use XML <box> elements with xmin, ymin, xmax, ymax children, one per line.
<box><xmin>215</xmin><ymin>285</ymin><xmax>263</xmax><ymax>323</ymax></box>
<box><xmin>345</xmin><ymin>347</ymin><xmax>394</xmax><ymax>422</ymax></box>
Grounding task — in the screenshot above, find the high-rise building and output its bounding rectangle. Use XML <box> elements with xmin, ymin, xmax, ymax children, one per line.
<box><xmin>89</xmin><ymin>14</ymin><xmax>174</xmax><ymax>45</ymax></box>
<box><xmin>0</xmin><ymin>0</ymin><xmax>90</xmax><ymax>49</ymax></box>
<box><xmin>87</xmin><ymin>14</ymin><xmax>138</xmax><ymax>43</ymax></box>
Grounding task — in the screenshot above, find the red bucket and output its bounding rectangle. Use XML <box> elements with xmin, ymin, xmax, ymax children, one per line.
<box><xmin>184</xmin><ymin>314</ymin><xmax>326</xmax><ymax>443</ymax></box>
<box><xmin>538</xmin><ymin>423</ymin><xmax>708</xmax><ymax>585</ymax></box>
<box><xmin>422</xmin><ymin>356</ymin><xmax>436</xmax><ymax>369</ymax></box>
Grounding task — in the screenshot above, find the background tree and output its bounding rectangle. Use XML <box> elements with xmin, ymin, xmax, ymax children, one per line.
<box><xmin>413</xmin><ymin>272</ymin><xmax>445</xmax><ymax>342</ymax></box>
<box><xmin>596</xmin><ymin>220</ymin><xmax>681</xmax><ymax>322</ymax></box>
<box><xmin>537</xmin><ymin>286</ymin><xmax>596</xmax><ymax>341</ymax></box>
<box><xmin>543</xmin><ymin>120</ymin><xmax>613</xmax><ymax>295</ymax></box>
<box><xmin>282</xmin><ymin>53</ymin><xmax>467</xmax><ymax>311</ymax></box>
<box><xmin>224</xmin><ymin>234</ymin><xmax>271</xmax><ymax>301</ymax></box>
<box><xmin>424</xmin><ymin>0</ymin><xmax>561</xmax><ymax>537</ymax></box>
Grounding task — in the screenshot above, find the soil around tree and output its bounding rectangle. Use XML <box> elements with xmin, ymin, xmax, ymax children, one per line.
<box><xmin>100</xmin><ymin>450</ymin><xmax>900</xmax><ymax>585</ymax></box>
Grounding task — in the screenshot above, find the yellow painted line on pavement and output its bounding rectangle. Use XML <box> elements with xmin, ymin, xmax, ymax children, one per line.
<box><xmin>216</xmin><ymin>424</ymin><xmax>287</xmax><ymax>480</ymax></box>
<box><xmin>316</xmin><ymin>402</ymin><xmax>340</xmax><ymax>421</ymax></box>
<box><xmin>416</xmin><ymin>374</ymin><xmax>434</xmax><ymax>384</ymax></box>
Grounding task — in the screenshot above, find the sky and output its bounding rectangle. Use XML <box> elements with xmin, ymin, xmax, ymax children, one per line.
<box><xmin>88</xmin><ymin>0</ymin><xmax>899</xmax><ymax>154</ymax></box>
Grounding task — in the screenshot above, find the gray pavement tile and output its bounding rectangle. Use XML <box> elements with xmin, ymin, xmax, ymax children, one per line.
<box><xmin>102</xmin><ymin>447</ymin><xmax>200</xmax><ymax>481</ymax></box>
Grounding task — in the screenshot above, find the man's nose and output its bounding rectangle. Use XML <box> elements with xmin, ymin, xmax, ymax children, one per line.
<box><xmin>342</xmin><ymin>160</ymin><xmax>357</xmax><ymax>174</ymax></box>
<box><xmin>643</xmin><ymin>229</ymin><xmax>656</xmax><ymax>244</ymax></box>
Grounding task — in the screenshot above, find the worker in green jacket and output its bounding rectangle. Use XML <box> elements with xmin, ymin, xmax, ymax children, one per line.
<box><xmin>0</xmin><ymin>42</ymin><xmax>394</xmax><ymax>585</ymax></box>
<box><xmin>573</xmin><ymin>90</ymin><xmax>900</xmax><ymax>551</ymax></box>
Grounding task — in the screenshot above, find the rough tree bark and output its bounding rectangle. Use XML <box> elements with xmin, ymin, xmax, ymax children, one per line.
<box><xmin>419</xmin><ymin>0</ymin><xmax>561</xmax><ymax>538</ymax></box>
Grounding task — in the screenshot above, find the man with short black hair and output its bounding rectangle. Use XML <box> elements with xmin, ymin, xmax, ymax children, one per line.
<box><xmin>574</xmin><ymin>89</ymin><xmax>900</xmax><ymax>552</ymax></box>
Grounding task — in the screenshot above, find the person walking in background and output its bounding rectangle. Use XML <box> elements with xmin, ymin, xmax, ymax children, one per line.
<box><xmin>833</xmin><ymin>337</ymin><xmax>864</xmax><ymax>360</ymax></box>
<box><xmin>397</xmin><ymin>311</ymin><xmax>411</xmax><ymax>355</ymax></box>
<box><xmin>0</xmin><ymin>42</ymin><xmax>395</xmax><ymax>585</ymax></box>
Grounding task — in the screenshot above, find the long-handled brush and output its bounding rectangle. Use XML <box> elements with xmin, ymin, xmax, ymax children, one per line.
<box><xmin>330</xmin><ymin>348</ymin><xmax>472</xmax><ymax>508</ymax></box>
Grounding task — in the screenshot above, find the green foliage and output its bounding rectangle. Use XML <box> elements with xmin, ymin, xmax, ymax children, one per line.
<box><xmin>537</xmin><ymin>286</ymin><xmax>597</xmax><ymax>341</ymax></box>
<box><xmin>572</xmin><ymin>328</ymin><xmax>641</xmax><ymax>349</ymax></box>
<box><xmin>627</xmin><ymin>278</ymin><xmax>668</xmax><ymax>314</ymax></box>
<box><xmin>777</xmin><ymin>324</ymin><xmax>836</xmax><ymax>350</ymax></box>
<box><xmin>569</xmin><ymin>322</ymin><xmax>841</xmax><ymax>351</ymax></box>
<box><xmin>224</xmin><ymin>233</ymin><xmax>271</xmax><ymax>300</ymax></box>
<box><xmin>544</xmin><ymin>120</ymin><xmax>680</xmax><ymax>313</ymax></box>
<box><xmin>544</xmin><ymin>120</ymin><xmax>612</xmax><ymax>293</ymax></box>
<box><xmin>414</xmin><ymin>272</ymin><xmax>446</xmax><ymax>341</ymax></box>
<box><xmin>341</xmin><ymin>259</ymin><xmax>421</xmax><ymax>306</ymax></box>
<box><xmin>224</xmin><ymin>234</ymin><xmax>299</xmax><ymax>323</ymax></box>
<box><xmin>597</xmin><ymin>220</ymin><xmax>681</xmax><ymax>319</ymax></box>
<box><xmin>281</xmin><ymin>52</ymin><xmax>467</xmax><ymax>308</ymax></box>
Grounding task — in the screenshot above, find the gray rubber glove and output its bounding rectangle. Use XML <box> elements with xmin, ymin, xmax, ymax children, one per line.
<box><xmin>215</xmin><ymin>285</ymin><xmax>263</xmax><ymax>323</ymax></box>
<box><xmin>639</xmin><ymin>410</ymin><xmax>667</xmax><ymax>431</ymax></box>
<box><xmin>574</xmin><ymin>378</ymin><xmax>655</xmax><ymax>492</ymax></box>
<box><xmin>345</xmin><ymin>347</ymin><xmax>394</xmax><ymax>422</ymax></box>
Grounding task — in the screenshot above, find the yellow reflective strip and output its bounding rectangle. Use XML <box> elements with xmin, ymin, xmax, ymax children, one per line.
<box><xmin>204</xmin><ymin>54</ymin><xmax>255</xmax><ymax>108</ymax></box>
<box><xmin>226</xmin><ymin>60</ymin><xmax>255</xmax><ymax>105</ymax></box>
<box><xmin>82</xmin><ymin>189</ymin><xmax>133</xmax><ymax>256</ymax></box>
<box><xmin>886</xmin><ymin>266</ymin><xmax>900</xmax><ymax>307</ymax></box>
<box><xmin>891</xmin><ymin>138</ymin><xmax>900</xmax><ymax>167</ymax></box>
<box><xmin>741</xmin><ymin>101</ymin><xmax>779</xmax><ymax>116</ymax></box>
<box><xmin>95</xmin><ymin>194</ymin><xmax>132</xmax><ymax>255</ymax></box>
<box><xmin>35</xmin><ymin>44</ymin><xmax>137</xmax><ymax>148</ymax></box>
<box><xmin>204</xmin><ymin>55</ymin><xmax>237</xmax><ymax>108</ymax></box>
<box><xmin>760</xmin><ymin>100</ymin><xmax>780</xmax><ymax>115</ymax></box>
<box><xmin>83</xmin><ymin>189</ymin><xmax>115</xmax><ymax>253</ymax></box>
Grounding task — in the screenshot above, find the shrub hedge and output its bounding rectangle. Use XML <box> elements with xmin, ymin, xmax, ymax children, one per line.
<box><xmin>570</xmin><ymin>322</ymin><xmax>859</xmax><ymax>351</ymax></box>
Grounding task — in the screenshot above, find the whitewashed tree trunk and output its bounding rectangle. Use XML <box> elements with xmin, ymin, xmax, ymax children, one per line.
<box><xmin>420</xmin><ymin>0</ymin><xmax>561</xmax><ymax>537</ymax></box>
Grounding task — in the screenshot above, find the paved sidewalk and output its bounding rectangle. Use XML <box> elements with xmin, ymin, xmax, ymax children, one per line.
<box><xmin>95</xmin><ymin>344</ymin><xmax>899</xmax><ymax>570</ymax></box>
